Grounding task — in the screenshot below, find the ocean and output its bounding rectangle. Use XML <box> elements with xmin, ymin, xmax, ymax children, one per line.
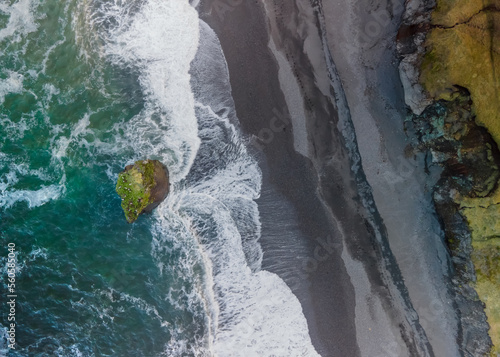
<box><xmin>0</xmin><ymin>0</ymin><xmax>318</xmax><ymax>355</ymax></box>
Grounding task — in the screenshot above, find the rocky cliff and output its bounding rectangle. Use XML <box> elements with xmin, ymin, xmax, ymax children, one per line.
<box><xmin>399</xmin><ymin>0</ymin><xmax>500</xmax><ymax>354</ymax></box>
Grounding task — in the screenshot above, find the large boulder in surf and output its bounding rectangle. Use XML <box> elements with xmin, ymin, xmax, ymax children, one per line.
<box><xmin>115</xmin><ymin>160</ymin><xmax>169</xmax><ymax>223</ymax></box>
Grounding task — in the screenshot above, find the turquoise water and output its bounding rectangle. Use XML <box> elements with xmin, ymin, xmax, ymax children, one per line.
<box><xmin>0</xmin><ymin>1</ymin><xmax>207</xmax><ymax>355</ymax></box>
<box><xmin>0</xmin><ymin>0</ymin><xmax>320</xmax><ymax>356</ymax></box>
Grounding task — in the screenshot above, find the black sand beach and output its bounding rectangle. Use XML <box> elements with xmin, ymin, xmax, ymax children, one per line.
<box><xmin>197</xmin><ymin>0</ymin><xmax>461</xmax><ymax>355</ymax></box>
<box><xmin>198</xmin><ymin>2</ymin><xmax>361</xmax><ymax>355</ymax></box>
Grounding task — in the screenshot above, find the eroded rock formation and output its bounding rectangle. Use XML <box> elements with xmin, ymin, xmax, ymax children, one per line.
<box><xmin>399</xmin><ymin>0</ymin><xmax>500</xmax><ymax>354</ymax></box>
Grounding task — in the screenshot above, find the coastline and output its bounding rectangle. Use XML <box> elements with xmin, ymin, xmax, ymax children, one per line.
<box><xmin>3</xmin><ymin>0</ymin><xmax>497</xmax><ymax>353</ymax></box>
<box><xmin>197</xmin><ymin>0</ymin><xmax>461</xmax><ymax>355</ymax></box>
<box><xmin>197</xmin><ymin>2</ymin><xmax>359</xmax><ymax>355</ymax></box>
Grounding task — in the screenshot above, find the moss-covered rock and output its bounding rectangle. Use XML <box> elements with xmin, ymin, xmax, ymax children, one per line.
<box><xmin>115</xmin><ymin>160</ymin><xmax>169</xmax><ymax>223</ymax></box>
<box><xmin>410</xmin><ymin>89</ymin><xmax>500</xmax><ymax>354</ymax></box>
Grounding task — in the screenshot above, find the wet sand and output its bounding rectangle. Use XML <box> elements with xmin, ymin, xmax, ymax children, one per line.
<box><xmin>198</xmin><ymin>2</ymin><xmax>361</xmax><ymax>355</ymax></box>
<box><xmin>196</xmin><ymin>0</ymin><xmax>459</xmax><ymax>355</ymax></box>
<box><xmin>319</xmin><ymin>0</ymin><xmax>461</xmax><ymax>355</ymax></box>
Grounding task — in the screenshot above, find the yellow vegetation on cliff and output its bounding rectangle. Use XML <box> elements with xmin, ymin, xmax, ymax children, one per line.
<box><xmin>421</xmin><ymin>0</ymin><xmax>500</xmax><ymax>146</ymax></box>
<box><xmin>431</xmin><ymin>0</ymin><xmax>495</xmax><ymax>27</ymax></box>
<box><xmin>460</xmin><ymin>186</ymin><xmax>500</xmax><ymax>241</ymax></box>
<box><xmin>472</xmin><ymin>239</ymin><xmax>500</xmax><ymax>354</ymax></box>
<box><xmin>422</xmin><ymin>0</ymin><xmax>500</xmax><ymax>353</ymax></box>
<box><xmin>457</xmin><ymin>187</ymin><xmax>500</xmax><ymax>355</ymax></box>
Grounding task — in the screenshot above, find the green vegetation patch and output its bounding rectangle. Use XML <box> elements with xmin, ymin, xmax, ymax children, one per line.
<box><xmin>463</xmin><ymin>203</ymin><xmax>500</xmax><ymax>242</ymax></box>
<box><xmin>472</xmin><ymin>239</ymin><xmax>500</xmax><ymax>356</ymax></box>
<box><xmin>115</xmin><ymin>160</ymin><xmax>156</xmax><ymax>223</ymax></box>
<box><xmin>421</xmin><ymin>1</ymin><xmax>500</xmax><ymax>350</ymax></box>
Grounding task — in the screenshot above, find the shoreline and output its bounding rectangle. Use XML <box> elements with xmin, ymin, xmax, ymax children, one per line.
<box><xmin>197</xmin><ymin>2</ymin><xmax>359</xmax><ymax>355</ymax></box>
<box><xmin>197</xmin><ymin>0</ymin><xmax>459</xmax><ymax>355</ymax></box>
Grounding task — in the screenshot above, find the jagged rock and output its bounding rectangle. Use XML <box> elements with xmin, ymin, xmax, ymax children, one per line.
<box><xmin>433</xmin><ymin>178</ymin><xmax>493</xmax><ymax>356</ymax></box>
<box><xmin>115</xmin><ymin>160</ymin><xmax>169</xmax><ymax>223</ymax></box>
<box><xmin>398</xmin><ymin>1</ymin><xmax>500</xmax><ymax>352</ymax></box>
<box><xmin>397</xmin><ymin>0</ymin><xmax>435</xmax><ymax>114</ymax></box>
<box><xmin>413</xmin><ymin>90</ymin><xmax>500</xmax><ymax>198</ymax></box>
<box><xmin>409</xmin><ymin>89</ymin><xmax>500</xmax><ymax>354</ymax></box>
<box><xmin>407</xmin><ymin>0</ymin><xmax>500</xmax><ymax>349</ymax></box>
<box><xmin>399</xmin><ymin>54</ymin><xmax>433</xmax><ymax>115</ymax></box>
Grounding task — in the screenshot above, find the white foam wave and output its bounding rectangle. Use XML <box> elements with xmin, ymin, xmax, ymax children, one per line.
<box><xmin>28</xmin><ymin>246</ymin><xmax>48</xmax><ymax>261</ymax></box>
<box><xmin>150</xmin><ymin>200</ymin><xmax>216</xmax><ymax>356</ymax></box>
<box><xmin>100</xmin><ymin>288</ymin><xmax>170</xmax><ymax>328</ymax></box>
<box><xmin>51</xmin><ymin>114</ymin><xmax>91</xmax><ymax>160</ymax></box>
<box><xmin>42</xmin><ymin>83</ymin><xmax>60</xmax><ymax>106</ymax></box>
<box><xmin>56</xmin><ymin>345</ymin><xmax>84</xmax><ymax>357</ymax></box>
<box><xmin>0</xmin><ymin>183</ymin><xmax>64</xmax><ymax>209</ymax></box>
<box><xmin>0</xmin><ymin>70</ymin><xmax>23</xmax><ymax>104</ymax></box>
<box><xmin>102</xmin><ymin>0</ymin><xmax>200</xmax><ymax>182</ymax></box>
<box><xmin>178</xmin><ymin>193</ymin><xmax>319</xmax><ymax>357</ymax></box>
<box><xmin>41</xmin><ymin>38</ymin><xmax>66</xmax><ymax>74</ymax></box>
<box><xmin>0</xmin><ymin>151</ymin><xmax>65</xmax><ymax>209</ymax></box>
<box><xmin>149</xmin><ymin>83</ymin><xmax>318</xmax><ymax>356</ymax></box>
<box><xmin>0</xmin><ymin>0</ymin><xmax>38</xmax><ymax>43</ymax></box>
<box><xmin>184</xmin><ymin>21</ymin><xmax>318</xmax><ymax>355</ymax></box>
<box><xmin>0</xmin><ymin>113</ymin><xmax>93</xmax><ymax>210</ymax></box>
<box><xmin>191</xmin><ymin>102</ymin><xmax>263</xmax><ymax>272</ymax></box>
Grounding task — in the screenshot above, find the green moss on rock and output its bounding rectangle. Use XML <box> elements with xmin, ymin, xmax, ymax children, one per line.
<box><xmin>472</xmin><ymin>239</ymin><xmax>500</xmax><ymax>356</ymax></box>
<box><xmin>115</xmin><ymin>160</ymin><xmax>169</xmax><ymax>223</ymax></box>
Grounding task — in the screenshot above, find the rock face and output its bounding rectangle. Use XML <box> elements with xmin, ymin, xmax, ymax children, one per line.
<box><xmin>411</xmin><ymin>90</ymin><xmax>499</xmax><ymax>199</ymax></box>
<box><xmin>399</xmin><ymin>0</ymin><xmax>500</xmax><ymax>354</ymax></box>
<box><xmin>420</xmin><ymin>0</ymin><xmax>500</xmax><ymax>146</ymax></box>
<box><xmin>408</xmin><ymin>90</ymin><xmax>499</xmax><ymax>354</ymax></box>
<box><xmin>115</xmin><ymin>160</ymin><xmax>169</xmax><ymax>223</ymax></box>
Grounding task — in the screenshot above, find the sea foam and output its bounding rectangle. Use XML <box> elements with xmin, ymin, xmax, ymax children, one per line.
<box><xmin>104</xmin><ymin>0</ymin><xmax>201</xmax><ymax>182</ymax></box>
<box><xmin>0</xmin><ymin>71</ymin><xmax>24</xmax><ymax>104</ymax></box>
<box><xmin>0</xmin><ymin>0</ymin><xmax>38</xmax><ymax>43</ymax></box>
<box><xmin>47</xmin><ymin>0</ymin><xmax>319</xmax><ymax>355</ymax></box>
